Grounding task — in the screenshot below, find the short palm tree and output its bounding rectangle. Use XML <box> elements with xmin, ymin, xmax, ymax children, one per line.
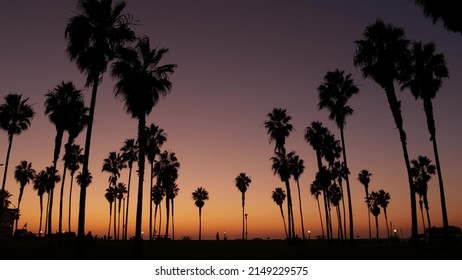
<box><xmin>105</xmin><ymin>186</ymin><xmax>116</xmax><ymax>239</ymax></box>
<box><xmin>120</xmin><ymin>138</ymin><xmax>138</xmax><ymax>240</ymax></box>
<box><xmin>318</xmin><ymin>69</ymin><xmax>359</xmax><ymax>241</ymax></box>
<box><xmin>0</xmin><ymin>93</ymin><xmax>35</xmax><ymax>192</ymax></box>
<box><xmin>399</xmin><ymin>41</ymin><xmax>450</xmax><ymax>235</ymax></box>
<box><xmin>411</xmin><ymin>155</ymin><xmax>436</xmax><ymax>230</ymax></box>
<box><xmin>64</xmin><ymin>143</ymin><xmax>84</xmax><ymax>233</ymax></box>
<box><xmin>152</xmin><ymin>184</ymin><xmax>164</xmax><ymax>239</ymax></box>
<box><xmin>115</xmin><ymin>182</ymin><xmax>127</xmax><ymax>240</ymax></box>
<box><xmin>14</xmin><ymin>160</ymin><xmax>36</xmax><ymax>232</ymax></box>
<box><xmin>235</xmin><ymin>172</ymin><xmax>251</xmax><ymax>240</ymax></box>
<box><xmin>310</xmin><ymin>179</ymin><xmax>325</xmax><ymax>239</ymax></box>
<box><xmin>354</xmin><ymin>19</ymin><xmax>418</xmax><ymax>242</ymax></box>
<box><xmin>370</xmin><ymin>198</ymin><xmax>381</xmax><ymax>239</ymax></box>
<box><xmin>33</xmin><ymin>170</ymin><xmax>48</xmax><ymax>237</ymax></box>
<box><xmin>289</xmin><ymin>154</ymin><xmax>306</xmax><ymax>240</ymax></box>
<box><xmin>111</xmin><ymin>36</ymin><xmax>176</xmax><ymax>250</ymax></box>
<box><xmin>192</xmin><ymin>186</ymin><xmax>209</xmax><ymax>240</ymax></box>
<box><xmin>329</xmin><ymin>183</ymin><xmax>343</xmax><ymax>239</ymax></box>
<box><xmin>271</xmin><ymin>187</ymin><xmax>288</xmax><ymax>239</ymax></box>
<box><xmin>41</xmin><ymin>166</ymin><xmax>61</xmax><ymax>236</ymax></box>
<box><xmin>65</xmin><ymin>0</ymin><xmax>136</xmax><ymax>245</ymax></box>
<box><xmin>374</xmin><ymin>189</ymin><xmax>391</xmax><ymax>238</ymax></box>
<box><xmin>357</xmin><ymin>169</ymin><xmax>372</xmax><ymax>239</ymax></box>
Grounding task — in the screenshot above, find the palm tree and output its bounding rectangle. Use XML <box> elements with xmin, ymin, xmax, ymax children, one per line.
<box><xmin>329</xmin><ymin>183</ymin><xmax>343</xmax><ymax>239</ymax></box>
<box><xmin>102</xmin><ymin>151</ymin><xmax>126</xmax><ymax>240</ymax></box>
<box><xmin>45</xmin><ymin>81</ymin><xmax>86</xmax><ymax>235</ymax></box>
<box><xmin>41</xmin><ymin>166</ymin><xmax>61</xmax><ymax>236</ymax></box>
<box><xmin>0</xmin><ymin>93</ymin><xmax>35</xmax><ymax>192</ymax></box>
<box><xmin>153</xmin><ymin>151</ymin><xmax>180</xmax><ymax>239</ymax></box>
<box><xmin>264</xmin><ymin>108</ymin><xmax>295</xmax><ymax>238</ymax></box>
<box><xmin>399</xmin><ymin>41</ymin><xmax>450</xmax><ymax>236</ymax></box>
<box><xmin>357</xmin><ymin>169</ymin><xmax>372</xmax><ymax>239</ymax></box>
<box><xmin>412</xmin><ymin>1</ymin><xmax>462</xmax><ymax>35</ymax></box>
<box><xmin>111</xmin><ymin>36</ymin><xmax>176</xmax><ymax>251</ymax></box>
<box><xmin>374</xmin><ymin>189</ymin><xmax>391</xmax><ymax>238</ymax></box>
<box><xmin>115</xmin><ymin>182</ymin><xmax>127</xmax><ymax>240</ymax></box>
<box><xmin>13</xmin><ymin>160</ymin><xmax>36</xmax><ymax>232</ymax></box>
<box><xmin>411</xmin><ymin>155</ymin><xmax>436</xmax><ymax>230</ymax></box>
<box><xmin>235</xmin><ymin>172</ymin><xmax>252</xmax><ymax>240</ymax></box>
<box><xmin>120</xmin><ymin>138</ymin><xmax>138</xmax><ymax>240</ymax></box>
<box><xmin>169</xmin><ymin>183</ymin><xmax>179</xmax><ymax>240</ymax></box>
<box><xmin>192</xmin><ymin>186</ymin><xmax>209</xmax><ymax>240</ymax></box>
<box><xmin>369</xmin><ymin>197</ymin><xmax>381</xmax><ymax>239</ymax></box>
<box><xmin>33</xmin><ymin>170</ymin><xmax>47</xmax><ymax>237</ymax></box>
<box><xmin>104</xmin><ymin>186</ymin><xmax>116</xmax><ymax>239</ymax></box>
<box><xmin>65</xmin><ymin>0</ymin><xmax>136</xmax><ymax>247</ymax></box>
<box><xmin>152</xmin><ymin>184</ymin><xmax>164</xmax><ymax>239</ymax></box>
<box><xmin>310</xmin><ymin>179</ymin><xmax>325</xmax><ymax>239</ymax></box>
<box><xmin>353</xmin><ymin>20</ymin><xmax>418</xmax><ymax>242</ymax></box>
<box><xmin>271</xmin><ymin>187</ymin><xmax>288</xmax><ymax>239</ymax></box>
<box><xmin>318</xmin><ymin>69</ymin><xmax>359</xmax><ymax>241</ymax></box>
<box><xmin>289</xmin><ymin>154</ymin><xmax>306</xmax><ymax>240</ymax></box>
<box><xmin>64</xmin><ymin>143</ymin><xmax>84</xmax><ymax>233</ymax></box>
<box><xmin>146</xmin><ymin>123</ymin><xmax>167</xmax><ymax>240</ymax></box>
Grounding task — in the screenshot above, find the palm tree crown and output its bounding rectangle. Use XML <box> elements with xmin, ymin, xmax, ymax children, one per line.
<box><xmin>264</xmin><ymin>108</ymin><xmax>293</xmax><ymax>154</ymax></box>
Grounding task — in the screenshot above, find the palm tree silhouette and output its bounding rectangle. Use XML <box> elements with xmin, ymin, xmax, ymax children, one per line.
<box><xmin>192</xmin><ymin>186</ymin><xmax>209</xmax><ymax>241</ymax></box>
<box><xmin>369</xmin><ymin>195</ymin><xmax>381</xmax><ymax>239</ymax></box>
<box><xmin>41</xmin><ymin>166</ymin><xmax>61</xmax><ymax>236</ymax></box>
<box><xmin>328</xmin><ymin>183</ymin><xmax>343</xmax><ymax>239</ymax></box>
<box><xmin>264</xmin><ymin>108</ymin><xmax>295</xmax><ymax>239</ymax></box>
<box><xmin>412</xmin><ymin>1</ymin><xmax>461</xmax><ymax>35</ymax></box>
<box><xmin>400</xmin><ymin>41</ymin><xmax>450</xmax><ymax>236</ymax></box>
<box><xmin>65</xmin><ymin>0</ymin><xmax>135</xmax><ymax>247</ymax></box>
<box><xmin>63</xmin><ymin>143</ymin><xmax>84</xmax><ymax>233</ymax></box>
<box><xmin>271</xmin><ymin>187</ymin><xmax>288</xmax><ymax>239</ymax></box>
<box><xmin>235</xmin><ymin>172</ymin><xmax>252</xmax><ymax>240</ymax></box>
<box><xmin>318</xmin><ymin>69</ymin><xmax>359</xmax><ymax>241</ymax></box>
<box><xmin>374</xmin><ymin>189</ymin><xmax>391</xmax><ymax>238</ymax></box>
<box><xmin>153</xmin><ymin>151</ymin><xmax>180</xmax><ymax>239</ymax></box>
<box><xmin>0</xmin><ymin>93</ymin><xmax>35</xmax><ymax>192</ymax></box>
<box><xmin>120</xmin><ymin>138</ymin><xmax>138</xmax><ymax>240</ymax></box>
<box><xmin>288</xmin><ymin>154</ymin><xmax>306</xmax><ymax>240</ymax></box>
<box><xmin>111</xmin><ymin>36</ymin><xmax>176</xmax><ymax>250</ymax></box>
<box><xmin>115</xmin><ymin>182</ymin><xmax>127</xmax><ymax>240</ymax></box>
<box><xmin>354</xmin><ymin>20</ymin><xmax>418</xmax><ymax>242</ymax></box>
<box><xmin>33</xmin><ymin>170</ymin><xmax>48</xmax><ymax>237</ymax></box>
<box><xmin>169</xmin><ymin>183</ymin><xmax>180</xmax><ymax>240</ymax></box>
<box><xmin>411</xmin><ymin>155</ymin><xmax>436</xmax><ymax>230</ymax></box>
<box><xmin>102</xmin><ymin>151</ymin><xmax>126</xmax><ymax>240</ymax></box>
<box><xmin>146</xmin><ymin>123</ymin><xmax>167</xmax><ymax>240</ymax></box>
<box><xmin>105</xmin><ymin>186</ymin><xmax>116</xmax><ymax>239</ymax></box>
<box><xmin>357</xmin><ymin>169</ymin><xmax>372</xmax><ymax>239</ymax></box>
<box><xmin>152</xmin><ymin>184</ymin><xmax>164</xmax><ymax>239</ymax></box>
<box><xmin>310</xmin><ymin>179</ymin><xmax>325</xmax><ymax>239</ymax></box>
<box><xmin>14</xmin><ymin>160</ymin><xmax>36</xmax><ymax>232</ymax></box>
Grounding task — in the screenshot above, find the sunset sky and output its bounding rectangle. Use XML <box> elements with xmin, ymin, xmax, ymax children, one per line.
<box><xmin>0</xmin><ymin>0</ymin><xmax>461</xmax><ymax>241</ymax></box>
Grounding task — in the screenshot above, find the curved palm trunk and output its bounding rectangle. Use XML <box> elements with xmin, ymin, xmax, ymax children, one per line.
<box><xmin>124</xmin><ymin>165</ymin><xmax>133</xmax><ymax>240</ymax></box>
<box><xmin>423</xmin><ymin>97</ymin><xmax>449</xmax><ymax>235</ymax></box>
<box><xmin>384</xmin><ymin>85</ymin><xmax>417</xmax><ymax>243</ymax></box>
<box><xmin>340</xmin><ymin>128</ymin><xmax>354</xmax><ymax>241</ymax></box>
<box><xmin>198</xmin><ymin>207</ymin><xmax>202</xmax><ymax>241</ymax></box>
<box><xmin>278</xmin><ymin>205</ymin><xmax>288</xmax><ymax>239</ymax></box>
<box><xmin>316</xmin><ymin>197</ymin><xmax>325</xmax><ymax>239</ymax></box>
<box><xmin>68</xmin><ymin>173</ymin><xmax>75</xmax><ymax>232</ymax></box>
<box><xmin>1</xmin><ymin>134</ymin><xmax>14</xmax><ymax>192</ymax></box>
<box><xmin>16</xmin><ymin>185</ymin><xmax>25</xmax><ymax>232</ymax></box>
<box><xmin>419</xmin><ymin>199</ymin><xmax>426</xmax><ymax>230</ymax></box>
<box><xmin>295</xmin><ymin>179</ymin><xmax>306</xmax><ymax>240</ymax></box>
<box><xmin>58</xmin><ymin>165</ymin><xmax>67</xmax><ymax>234</ymax></box>
<box><xmin>77</xmin><ymin>74</ymin><xmax>99</xmax><ymax>257</ymax></box>
<box><xmin>107</xmin><ymin>202</ymin><xmax>113</xmax><ymax>239</ymax></box>
<box><xmin>135</xmin><ymin>114</ymin><xmax>147</xmax><ymax>253</ymax></box>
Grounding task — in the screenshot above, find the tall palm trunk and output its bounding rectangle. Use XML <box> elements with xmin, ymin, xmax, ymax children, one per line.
<box><xmin>423</xmin><ymin>194</ymin><xmax>431</xmax><ymax>229</ymax></box>
<box><xmin>135</xmin><ymin>114</ymin><xmax>147</xmax><ymax>253</ymax></box>
<box><xmin>113</xmin><ymin>191</ymin><xmax>117</xmax><ymax>240</ymax></box>
<box><xmin>278</xmin><ymin>205</ymin><xmax>288</xmax><ymax>239</ymax></box>
<box><xmin>107</xmin><ymin>202</ymin><xmax>113</xmax><ymax>239</ymax></box>
<box><xmin>316</xmin><ymin>197</ymin><xmax>325</xmax><ymax>239</ymax></box>
<box><xmin>316</xmin><ymin>152</ymin><xmax>330</xmax><ymax>240</ymax></box>
<box><xmin>241</xmin><ymin>193</ymin><xmax>245</xmax><ymax>240</ymax></box>
<box><xmin>284</xmin><ymin>179</ymin><xmax>295</xmax><ymax>239</ymax></box>
<box><xmin>58</xmin><ymin>165</ymin><xmax>67</xmax><ymax>234</ymax></box>
<box><xmin>383</xmin><ymin>208</ymin><xmax>390</xmax><ymax>238</ymax></box>
<box><xmin>16</xmin><ymin>184</ymin><xmax>25</xmax><ymax>232</ymax></box>
<box><xmin>295</xmin><ymin>179</ymin><xmax>306</xmax><ymax>240</ymax></box>
<box><xmin>419</xmin><ymin>199</ymin><xmax>426</xmax><ymax>230</ymax></box>
<box><xmin>68</xmin><ymin>172</ymin><xmax>75</xmax><ymax>232</ymax></box>
<box><xmin>384</xmin><ymin>85</ymin><xmax>418</xmax><ymax>242</ymax></box>
<box><xmin>171</xmin><ymin>198</ymin><xmax>175</xmax><ymax>240</ymax></box>
<box><xmin>153</xmin><ymin>203</ymin><xmax>158</xmax><ymax>239</ymax></box>
<box><xmin>339</xmin><ymin>181</ymin><xmax>347</xmax><ymax>239</ymax></box>
<box><xmin>1</xmin><ymin>134</ymin><xmax>14</xmax><ymax>192</ymax></box>
<box><xmin>158</xmin><ymin>202</ymin><xmax>162</xmax><ymax>238</ymax></box>
<box><xmin>77</xmin><ymin>74</ymin><xmax>99</xmax><ymax>256</ymax></box>
<box><xmin>365</xmin><ymin>187</ymin><xmax>372</xmax><ymax>239</ymax></box>
<box><xmin>164</xmin><ymin>191</ymin><xmax>170</xmax><ymax>238</ymax></box>
<box><xmin>198</xmin><ymin>207</ymin><xmax>202</xmax><ymax>240</ymax></box>
<box><xmin>340</xmin><ymin>128</ymin><xmax>354</xmax><ymax>240</ymax></box>
<box><xmin>124</xmin><ymin>164</ymin><xmax>133</xmax><ymax>240</ymax></box>
<box><xmin>336</xmin><ymin>205</ymin><xmax>343</xmax><ymax>239</ymax></box>
<box><xmin>39</xmin><ymin>195</ymin><xmax>44</xmax><ymax>237</ymax></box>
<box><xmin>375</xmin><ymin>215</ymin><xmax>379</xmax><ymax>239</ymax></box>
<box><xmin>423</xmin><ymin>97</ymin><xmax>449</xmax><ymax>235</ymax></box>
<box><xmin>117</xmin><ymin>198</ymin><xmax>122</xmax><ymax>240</ymax></box>
<box><xmin>49</xmin><ymin>129</ymin><xmax>64</xmax><ymax>239</ymax></box>
<box><xmin>149</xmin><ymin>164</ymin><xmax>154</xmax><ymax>241</ymax></box>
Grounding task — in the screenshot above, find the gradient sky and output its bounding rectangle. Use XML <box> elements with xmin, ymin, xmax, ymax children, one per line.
<box><xmin>0</xmin><ymin>0</ymin><xmax>461</xmax><ymax>240</ymax></box>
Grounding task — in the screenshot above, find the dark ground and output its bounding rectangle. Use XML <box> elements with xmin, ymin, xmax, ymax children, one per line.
<box><xmin>0</xmin><ymin>238</ymin><xmax>461</xmax><ymax>260</ymax></box>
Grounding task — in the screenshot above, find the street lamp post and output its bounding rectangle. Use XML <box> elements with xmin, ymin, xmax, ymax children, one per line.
<box><xmin>308</xmin><ymin>230</ymin><xmax>311</xmax><ymax>240</ymax></box>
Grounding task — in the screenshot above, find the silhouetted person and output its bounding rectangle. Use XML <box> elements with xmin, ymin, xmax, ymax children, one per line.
<box><xmin>216</xmin><ymin>232</ymin><xmax>220</xmax><ymax>240</ymax></box>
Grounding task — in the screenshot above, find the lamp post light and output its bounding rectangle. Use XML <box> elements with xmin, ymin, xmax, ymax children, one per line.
<box><xmin>393</xmin><ymin>229</ymin><xmax>397</xmax><ymax>239</ymax></box>
<box><xmin>244</xmin><ymin>213</ymin><xmax>248</xmax><ymax>240</ymax></box>
<box><xmin>141</xmin><ymin>231</ymin><xmax>144</xmax><ymax>240</ymax></box>
<box><xmin>308</xmin><ymin>230</ymin><xmax>311</xmax><ymax>240</ymax></box>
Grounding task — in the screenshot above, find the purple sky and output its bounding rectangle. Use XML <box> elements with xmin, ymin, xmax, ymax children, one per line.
<box><xmin>0</xmin><ymin>0</ymin><xmax>461</xmax><ymax>240</ymax></box>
